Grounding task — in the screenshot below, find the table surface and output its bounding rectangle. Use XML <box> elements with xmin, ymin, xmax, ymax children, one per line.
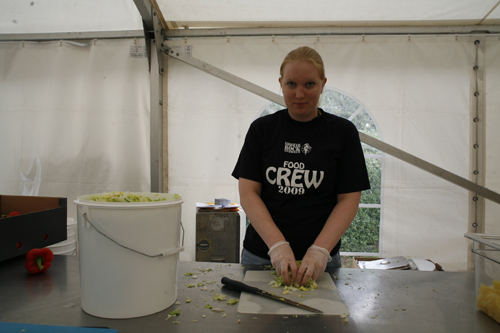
<box><xmin>0</xmin><ymin>255</ymin><xmax>498</xmax><ymax>333</ymax></box>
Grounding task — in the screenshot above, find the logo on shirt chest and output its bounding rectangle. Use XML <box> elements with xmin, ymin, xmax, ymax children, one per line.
<box><xmin>266</xmin><ymin>161</ymin><xmax>324</xmax><ymax>196</ymax></box>
<box><xmin>284</xmin><ymin>142</ymin><xmax>312</xmax><ymax>155</ymax></box>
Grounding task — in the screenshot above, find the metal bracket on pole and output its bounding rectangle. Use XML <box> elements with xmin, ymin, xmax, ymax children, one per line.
<box><xmin>133</xmin><ymin>0</ymin><xmax>164</xmax><ymax>75</ymax></box>
<box><xmin>152</xmin><ymin>10</ymin><xmax>165</xmax><ymax>76</ymax></box>
<box><xmin>163</xmin><ymin>47</ymin><xmax>500</xmax><ymax>206</ymax></box>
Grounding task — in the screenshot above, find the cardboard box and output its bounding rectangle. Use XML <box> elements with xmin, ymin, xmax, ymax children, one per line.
<box><xmin>0</xmin><ymin>195</ymin><xmax>67</xmax><ymax>262</ymax></box>
<box><xmin>196</xmin><ymin>211</ymin><xmax>240</xmax><ymax>263</ymax></box>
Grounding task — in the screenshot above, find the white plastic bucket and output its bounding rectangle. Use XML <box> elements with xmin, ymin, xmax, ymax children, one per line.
<box><xmin>46</xmin><ymin>217</ymin><xmax>78</xmax><ymax>255</ymax></box>
<box><xmin>74</xmin><ymin>192</ymin><xmax>184</xmax><ymax>319</ymax></box>
<box><xmin>49</xmin><ymin>239</ymin><xmax>77</xmax><ymax>255</ymax></box>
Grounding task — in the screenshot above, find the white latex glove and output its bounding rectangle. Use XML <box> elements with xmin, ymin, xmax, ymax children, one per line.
<box><xmin>295</xmin><ymin>245</ymin><xmax>332</xmax><ymax>286</ymax></box>
<box><xmin>267</xmin><ymin>241</ymin><xmax>297</xmax><ymax>285</ymax></box>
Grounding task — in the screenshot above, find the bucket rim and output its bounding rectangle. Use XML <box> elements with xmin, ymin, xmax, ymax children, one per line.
<box><xmin>74</xmin><ymin>192</ymin><xmax>183</xmax><ymax>208</ymax></box>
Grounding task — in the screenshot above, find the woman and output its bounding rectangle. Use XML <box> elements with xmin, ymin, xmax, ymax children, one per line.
<box><xmin>232</xmin><ymin>46</ymin><xmax>370</xmax><ymax>286</ymax></box>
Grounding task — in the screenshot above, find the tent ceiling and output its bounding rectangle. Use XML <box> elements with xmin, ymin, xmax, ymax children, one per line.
<box><xmin>1</xmin><ymin>0</ymin><xmax>499</xmax><ymax>36</ymax></box>
<box><xmin>157</xmin><ymin>0</ymin><xmax>500</xmax><ymax>29</ymax></box>
<box><xmin>1</xmin><ymin>0</ymin><xmax>143</xmax><ymax>34</ymax></box>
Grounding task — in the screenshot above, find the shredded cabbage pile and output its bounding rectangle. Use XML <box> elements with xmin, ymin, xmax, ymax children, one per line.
<box><xmin>89</xmin><ymin>191</ymin><xmax>180</xmax><ymax>202</ymax></box>
<box><xmin>270</xmin><ymin>275</ymin><xmax>319</xmax><ymax>291</ymax></box>
<box><xmin>269</xmin><ymin>261</ymin><xmax>319</xmax><ymax>291</ymax></box>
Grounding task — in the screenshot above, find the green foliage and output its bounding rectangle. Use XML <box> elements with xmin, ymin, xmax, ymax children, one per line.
<box><xmin>342</xmin><ymin>155</ymin><xmax>381</xmax><ymax>253</ymax></box>
<box><xmin>320</xmin><ymin>90</ymin><xmax>359</xmax><ymax>119</ymax></box>
<box><xmin>340</xmin><ymin>208</ymin><xmax>380</xmax><ymax>253</ymax></box>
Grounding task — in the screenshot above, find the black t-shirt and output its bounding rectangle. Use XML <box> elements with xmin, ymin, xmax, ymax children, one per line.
<box><xmin>232</xmin><ymin>109</ymin><xmax>371</xmax><ymax>259</ymax></box>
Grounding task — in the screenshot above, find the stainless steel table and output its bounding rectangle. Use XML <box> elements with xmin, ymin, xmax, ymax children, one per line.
<box><xmin>0</xmin><ymin>255</ymin><xmax>498</xmax><ymax>332</ymax></box>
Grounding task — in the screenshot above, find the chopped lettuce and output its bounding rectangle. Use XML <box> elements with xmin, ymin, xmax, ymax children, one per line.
<box><xmin>268</xmin><ymin>261</ymin><xmax>319</xmax><ymax>291</ymax></box>
<box><xmin>213</xmin><ymin>294</ymin><xmax>226</xmax><ymax>301</ymax></box>
<box><xmin>88</xmin><ymin>191</ymin><xmax>180</xmax><ymax>202</ymax></box>
<box><xmin>169</xmin><ymin>309</ymin><xmax>181</xmax><ymax>316</ymax></box>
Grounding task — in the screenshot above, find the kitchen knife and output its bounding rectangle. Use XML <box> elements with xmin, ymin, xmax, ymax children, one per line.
<box><xmin>221</xmin><ymin>277</ymin><xmax>323</xmax><ymax>314</ymax></box>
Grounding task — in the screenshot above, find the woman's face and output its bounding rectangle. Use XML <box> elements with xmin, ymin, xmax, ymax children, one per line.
<box><xmin>279</xmin><ymin>61</ymin><xmax>327</xmax><ymax>122</ymax></box>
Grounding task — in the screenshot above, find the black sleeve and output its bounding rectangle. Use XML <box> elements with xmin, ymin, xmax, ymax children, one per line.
<box><xmin>232</xmin><ymin>121</ymin><xmax>263</xmax><ymax>183</ymax></box>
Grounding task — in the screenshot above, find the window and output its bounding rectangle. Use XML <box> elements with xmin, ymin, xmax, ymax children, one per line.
<box><xmin>259</xmin><ymin>88</ymin><xmax>382</xmax><ymax>255</ymax></box>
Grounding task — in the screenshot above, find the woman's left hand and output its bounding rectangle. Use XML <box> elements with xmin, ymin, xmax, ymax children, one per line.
<box><xmin>295</xmin><ymin>245</ymin><xmax>331</xmax><ymax>286</ymax></box>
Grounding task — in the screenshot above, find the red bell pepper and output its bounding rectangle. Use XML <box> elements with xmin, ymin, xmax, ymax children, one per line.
<box><xmin>25</xmin><ymin>248</ymin><xmax>54</xmax><ymax>274</ymax></box>
<box><xmin>7</xmin><ymin>211</ymin><xmax>22</xmax><ymax>217</ymax></box>
<box><xmin>1</xmin><ymin>211</ymin><xmax>21</xmax><ymax>218</ymax></box>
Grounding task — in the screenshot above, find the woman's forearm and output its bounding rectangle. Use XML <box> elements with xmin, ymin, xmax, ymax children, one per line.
<box><xmin>239</xmin><ymin>178</ymin><xmax>286</xmax><ymax>248</ymax></box>
<box><xmin>313</xmin><ymin>192</ymin><xmax>362</xmax><ymax>252</ymax></box>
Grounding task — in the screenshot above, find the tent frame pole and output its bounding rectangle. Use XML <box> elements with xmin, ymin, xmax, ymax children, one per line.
<box><xmin>134</xmin><ymin>0</ymin><xmax>166</xmax><ymax>193</ymax></box>
<box><xmin>163</xmin><ymin>26</ymin><xmax>500</xmax><ymax>40</ymax></box>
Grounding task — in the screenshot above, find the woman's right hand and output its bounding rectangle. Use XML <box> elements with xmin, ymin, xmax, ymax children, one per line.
<box><xmin>268</xmin><ymin>241</ymin><xmax>297</xmax><ymax>285</ymax></box>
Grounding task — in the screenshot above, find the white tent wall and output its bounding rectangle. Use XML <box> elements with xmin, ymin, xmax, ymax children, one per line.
<box><xmin>165</xmin><ymin>35</ymin><xmax>500</xmax><ymax>271</ymax></box>
<box><xmin>485</xmin><ymin>38</ymin><xmax>500</xmax><ymax>235</ymax></box>
<box><xmin>0</xmin><ymin>38</ymin><xmax>151</xmax><ymax>219</ymax></box>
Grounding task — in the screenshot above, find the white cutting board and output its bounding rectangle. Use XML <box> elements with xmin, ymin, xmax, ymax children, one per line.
<box><xmin>237</xmin><ymin>270</ymin><xmax>349</xmax><ymax>316</ymax></box>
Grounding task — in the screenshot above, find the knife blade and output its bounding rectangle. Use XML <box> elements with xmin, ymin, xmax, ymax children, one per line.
<box><xmin>221</xmin><ymin>277</ymin><xmax>323</xmax><ymax>314</ymax></box>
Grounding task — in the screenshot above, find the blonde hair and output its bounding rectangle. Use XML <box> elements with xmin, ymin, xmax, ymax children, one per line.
<box><xmin>279</xmin><ymin>46</ymin><xmax>325</xmax><ymax>79</ymax></box>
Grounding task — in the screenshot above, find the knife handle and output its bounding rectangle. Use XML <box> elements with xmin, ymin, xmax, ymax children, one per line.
<box><xmin>221</xmin><ymin>277</ymin><xmax>258</xmax><ymax>294</ymax></box>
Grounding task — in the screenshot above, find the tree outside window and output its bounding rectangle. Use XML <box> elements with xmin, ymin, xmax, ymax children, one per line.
<box><xmin>259</xmin><ymin>88</ymin><xmax>382</xmax><ymax>255</ymax></box>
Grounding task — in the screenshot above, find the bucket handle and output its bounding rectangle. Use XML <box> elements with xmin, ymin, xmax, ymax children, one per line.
<box><xmin>82</xmin><ymin>212</ymin><xmax>185</xmax><ymax>258</ymax></box>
